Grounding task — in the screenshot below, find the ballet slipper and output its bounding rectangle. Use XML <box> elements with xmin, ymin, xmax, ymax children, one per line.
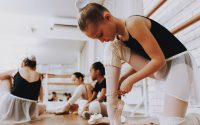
<box><xmin>54</xmin><ymin>104</ymin><xmax>71</xmax><ymax>115</ymax></box>
<box><xmin>88</xmin><ymin>114</ymin><xmax>110</xmax><ymax>125</ymax></box>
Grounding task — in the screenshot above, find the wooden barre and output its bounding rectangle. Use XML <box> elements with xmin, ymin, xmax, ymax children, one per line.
<box><xmin>146</xmin><ymin>0</ymin><xmax>167</xmax><ymax>17</ymax></box>
<box><xmin>42</xmin><ymin>74</ymin><xmax>72</xmax><ymax>78</ymax></box>
<box><xmin>42</xmin><ymin>74</ymin><xmax>91</xmax><ymax>79</ymax></box>
<box><xmin>48</xmin><ymin>82</ymin><xmax>91</xmax><ymax>85</ymax></box>
<box><xmin>48</xmin><ymin>82</ymin><xmax>75</xmax><ymax>85</ymax></box>
<box><xmin>145</xmin><ymin>0</ymin><xmax>200</xmax><ymax>35</ymax></box>
<box><xmin>171</xmin><ymin>13</ymin><xmax>200</xmax><ymax>34</ymax></box>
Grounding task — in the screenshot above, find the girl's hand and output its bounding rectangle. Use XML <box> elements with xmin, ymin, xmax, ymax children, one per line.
<box><xmin>118</xmin><ymin>76</ymin><xmax>126</xmax><ymax>89</ymax></box>
<box><xmin>120</xmin><ymin>79</ymin><xmax>133</xmax><ymax>94</ymax></box>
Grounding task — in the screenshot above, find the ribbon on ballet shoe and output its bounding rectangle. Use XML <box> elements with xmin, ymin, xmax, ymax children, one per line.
<box><xmin>117</xmin><ymin>100</ymin><xmax>125</xmax><ymax>109</ymax></box>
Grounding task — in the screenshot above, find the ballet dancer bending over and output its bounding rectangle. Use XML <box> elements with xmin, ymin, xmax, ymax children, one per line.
<box><xmin>77</xmin><ymin>3</ymin><xmax>200</xmax><ymax>125</ymax></box>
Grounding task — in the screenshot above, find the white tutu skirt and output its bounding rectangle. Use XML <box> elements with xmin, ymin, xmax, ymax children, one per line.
<box><xmin>0</xmin><ymin>92</ymin><xmax>39</xmax><ymax>124</ymax></box>
<box><xmin>154</xmin><ymin>51</ymin><xmax>200</xmax><ymax>107</ymax></box>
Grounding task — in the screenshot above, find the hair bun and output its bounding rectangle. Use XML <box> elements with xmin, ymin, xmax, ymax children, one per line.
<box><xmin>75</xmin><ymin>0</ymin><xmax>89</xmax><ymax>11</ymax></box>
<box><xmin>75</xmin><ymin>0</ymin><xmax>105</xmax><ymax>11</ymax></box>
<box><xmin>27</xmin><ymin>54</ymin><xmax>36</xmax><ymax>61</ymax></box>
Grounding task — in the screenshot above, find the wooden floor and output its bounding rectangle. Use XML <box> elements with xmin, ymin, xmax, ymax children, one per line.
<box><xmin>14</xmin><ymin>114</ymin><xmax>89</xmax><ymax>125</ymax></box>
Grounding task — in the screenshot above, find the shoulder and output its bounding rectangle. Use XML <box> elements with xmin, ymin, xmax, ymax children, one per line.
<box><xmin>38</xmin><ymin>73</ymin><xmax>44</xmax><ymax>80</ymax></box>
<box><xmin>125</xmin><ymin>16</ymin><xmax>151</xmax><ymax>42</ymax></box>
<box><xmin>9</xmin><ymin>69</ymin><xmax>18</xmax><ymax>77</ymax></box>
<box><xmin>101</xmin><ymin>79</ymin><xmax>106</xmax><ymax>87</ymax></box>
<box><xmin>126</xmin><ymin>16</ymin><xmax>151</xmax><ymax>30</ymax></box>
<box><xmin>94</xmin><ymin>81</ymin><xmax>99</xmax><ymax>87</ymax></box>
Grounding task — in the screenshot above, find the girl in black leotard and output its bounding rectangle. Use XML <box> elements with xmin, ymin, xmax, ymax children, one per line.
<box><xmin>77</xmin><ymin>3</ymin><xmax>200</xmax><ymax>125</ymax></box>
<box><xmin>0</xmin><ymin>55</ymin><xmax>46</xmax><ymax>124</ymax></box>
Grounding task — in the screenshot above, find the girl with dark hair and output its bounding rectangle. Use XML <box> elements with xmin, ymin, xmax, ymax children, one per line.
<box><xmin>47</xmin><ymin>72</ymin><xmax>93</xmax><ymax>115</ymax></box>
<box><xmin>0</xmin><ymin>55</ymin><xmax>46</xmax><ymax>124</ymax></box>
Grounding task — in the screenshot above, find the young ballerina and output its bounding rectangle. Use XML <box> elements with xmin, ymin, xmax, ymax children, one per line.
<box><xmin>48</xmin><ymin>63</ymin><xmax>108</xmax><ymax>119</ymax></box>
<box><xmin>0</xmin><ymin>55</ymin><xmax>46</xmax><ymax>124</ymax></box>
<box><xmin>82</xmin><ymin>62</ymin><xmax>107</xmax><ymax>116</ymax></box>
<box><xmin>77</xmin><ymin>3</ymin><xmax>200</xmax><ymax>125</ymax></box>
<box><xmin>47</xmin><ymin>72</ymin><xmax>93</xmax><ymax>115</ymax></box>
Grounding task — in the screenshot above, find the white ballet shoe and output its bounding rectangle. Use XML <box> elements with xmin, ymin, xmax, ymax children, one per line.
<box><xmin>88</xmin><ymin>113</ymin><xmax>110</xmax><ymax>125</ymax></box>
<box><xmin>46</xmin><ymin>105</ymin><xmax>70</xmax><ymax>115</ymax></box>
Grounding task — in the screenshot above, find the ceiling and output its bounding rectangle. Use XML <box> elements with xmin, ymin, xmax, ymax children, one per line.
<box><xmin>0</xmin><ymin>0</ymin><xmax>87</xmax><ymax>65</ymax></box>
<box><xmin>0</xmin><ymin>0</ymin><xmax>78</xmax><ymax>18</ymax></box>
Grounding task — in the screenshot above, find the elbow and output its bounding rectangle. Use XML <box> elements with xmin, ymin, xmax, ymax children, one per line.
<box><xmin>161</xmin><ymin>57</ymin><xmax>166</xmax><ymax>66</ymax></box>
<box><xmin>152</xmin><ymin>57</ymin><xmax>166</xmax><ymax>69</ymax></box>
<box><xmin>157</xmin><ymin>57</ymin><xmax>166</xmax><ymax>69</ymax></box>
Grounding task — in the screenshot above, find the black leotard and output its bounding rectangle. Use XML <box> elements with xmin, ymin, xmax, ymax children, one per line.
<box><xmin>123</xmin><ymin>15</ymin><xmax>187</xmax><ymax>60</ymax></box>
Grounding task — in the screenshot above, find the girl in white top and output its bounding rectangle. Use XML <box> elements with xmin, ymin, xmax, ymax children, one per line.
<box><xmin>47</xmin><ymin>72</ymin><xmax>93</xmax><ymax>115</ymax></box>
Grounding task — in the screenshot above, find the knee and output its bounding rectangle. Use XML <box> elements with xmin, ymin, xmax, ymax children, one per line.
<box><xmin>89</xmin><ymin>101</ymin><xmax>101</xmax><ymax>114</ymax></box>
<box><xmin>103</xmin><ymin>42</ymin><xmax>122</xmax><ymax>68</ymax></box>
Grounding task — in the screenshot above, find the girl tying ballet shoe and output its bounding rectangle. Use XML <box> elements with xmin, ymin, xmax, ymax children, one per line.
<box><xmin>77</xmin><ymin>3</ymin><xmax>200</xmax><ymax>125</ymax></box>
<box><xmin>0</xmin><ymin>55</ymin><xmax>46</xmax><ymax>124</ymax></box>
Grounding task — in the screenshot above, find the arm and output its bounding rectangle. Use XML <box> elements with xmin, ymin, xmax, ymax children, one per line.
<box><xmin>86</xmin><ymin>84</ymin><xmax>93</xmax><ymax>100</ymax></box>
<box><xmin>119</xmin><ymin>67</ymin><xmax>136</xmax><ymax>89</ymax></box>
<box><xmin>39</xmin><ymin>85</ymin><xmax>44</xmax><ymax>102</ymax></box>
<box><xmin>38</xmin><ymin>75</ymin><xmax>44</xmax><ymax>102</ymax></box>
<box><xmin>96</xmin><ymin>88</ymin><xmax>106</xmax><ymax>102</ymax></box>
<box><xmin>87</xmin><ymin>91</ymin><xmax>97</xmax><ymax>103</ymax></box>
<box><xmin>120</xmin><ymin>17</ymin><xmax>166</xmax><ymax>93</ymax></box>
<box><xmin>0</xmin><ymin>70</ymin><xmax>16</xmax><ymax>80</ymax></box>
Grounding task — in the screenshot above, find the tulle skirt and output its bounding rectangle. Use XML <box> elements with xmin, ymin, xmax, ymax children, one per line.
<box><xmin>0</xmin><ymin>92</ymin><xmax>39</xmax><ymax>124</ymax></box>
<box><xmin>154</xmin><ymin>51</ymin><xmax>200</xmax><ymax>107</ymax></box>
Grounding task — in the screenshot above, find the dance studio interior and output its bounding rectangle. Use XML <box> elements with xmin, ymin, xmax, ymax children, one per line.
<box><xmin>0</xmin><ymin>0</ymin><xmax>200</xmax><ymax>125</ymax></box>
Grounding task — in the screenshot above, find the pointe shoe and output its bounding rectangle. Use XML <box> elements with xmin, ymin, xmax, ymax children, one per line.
<box><xmin>114</xmin><ymin>100</ymin><xmax>125</xmax><ymax>125</ymax></box>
